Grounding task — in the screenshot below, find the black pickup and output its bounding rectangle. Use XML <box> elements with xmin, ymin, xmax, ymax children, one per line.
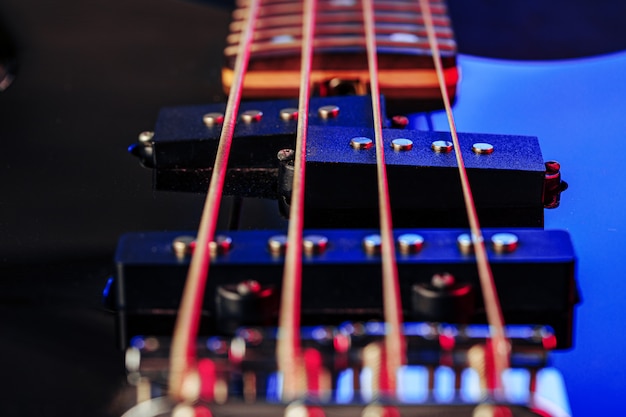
<box><xmin>110</xmin><ymin>228</ymin><xmax>577</xmax><ymax>349</ymax></box>
<box><xmin>129</xmin><ymin>95</ymin><xmax>557</xmax><ymax>228</ymax></box>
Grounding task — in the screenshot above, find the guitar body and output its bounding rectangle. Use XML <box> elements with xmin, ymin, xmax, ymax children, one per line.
<box><xmin>0</xmin><ymin>1</ymin><xmax>624</xmax><ymax>415</ymax></box>
<box><xmin>429</xmin><ymin>51</ymin><xmax>626</xmax><ymax>416</ymax></box>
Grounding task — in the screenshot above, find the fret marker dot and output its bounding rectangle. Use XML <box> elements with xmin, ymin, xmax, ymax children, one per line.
<box><xmin>271</xmin><ymin>35</ymin><xmax>295</xmax><ymax>44</ymax></box>
<box><xmin>391</xmin><ymin>138</ymin><xmax>413</xmax><ymax>151</ymax></box>
<box><xmin>431</xmin><ymin>140</ymin><xmax>454</xmax><ymax>153</ymax></box>
<box><xmin>390</xmin><ymin>33</ymin><xmax>420</xmax><ymax>43</ymax></box>
<box><xmin>330</xmin><ymin>0</ymin><xmax>356</xmax><ymax>6</ymax></box>
<box><xmin>350</xmin><ymin>136</ymin><xmax>373</xmax><ymax>150</ymax></box>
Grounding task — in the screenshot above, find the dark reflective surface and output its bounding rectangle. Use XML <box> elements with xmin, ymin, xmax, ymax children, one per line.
<box><xmin>448</xmin><ymin>0</ymin><xmax>626</xmax><ymax>60</ymax></box>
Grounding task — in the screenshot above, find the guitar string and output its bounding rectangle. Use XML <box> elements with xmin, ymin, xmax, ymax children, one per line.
<box><xmin>418</xmin><ymin>0</ymin><xmax>510</xmax><ymax>392</ymax></box>
<box><xmin>276</xmin><ymin>0</ymin><xmax>317</xmax><ymax>401</ymax></box>
<box><xmin>362</xmin><ymin>0</ymin><xmax>407</xmax><ymax>392</ymax></box>
<box><xmin>167</xmin><ymin>0</ymin><xmax>261</xmax><ymax>401</ymax></box>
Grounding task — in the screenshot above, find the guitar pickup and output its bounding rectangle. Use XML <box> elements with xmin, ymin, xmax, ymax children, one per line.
<box><xmin>129</xmin><ymin>95</ymin><xmax>555</xmax><ymax>228</ymax></box>
<box><xmin>285</xmin><ymin>125</ymin><xmax>548</xmax><ymax>228</ymax></box>
<box><xmin>129</xmin><ymin>95</ymin><xmax>386</xmax><ymax>199</ymax></box>
<box><xmin>108</xmin><ymin>228</ymin><xmax>578</xmax><ymax>350</ymax></box>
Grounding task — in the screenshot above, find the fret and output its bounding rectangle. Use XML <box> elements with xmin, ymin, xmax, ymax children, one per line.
<box><xmin>227</xmin><ymin>23</ymin><xmax>454</xmax><ymax>45</ymax></box>
<box><xmin>224</xmin><ymin>0</ymin><xmax>458</xmax><ymax>114</ymax></box>
<box><xmin>225</xmin><ymin>36</ymin><xmax>456</xmax><ymax>59</ymax></box>
<box><xmin>233</xmin><ymin>1</ymin><xmax>448</xmax><ymax>20</ymax></box>
<box><xmin>236</xmin><ymin>0</ymin><xmax>446</xmax><ymax>8</ymax></box>
<box><xmin>230</xmin><ymin>12</ymin><xmax>451</xmax><ymax>32</ymax></box>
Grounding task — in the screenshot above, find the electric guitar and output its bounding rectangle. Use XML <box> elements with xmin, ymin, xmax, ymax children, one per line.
<box><xmin>1</xmin><ymin>1</ymin><xmax>624</xmax><ymax>416</ymax></box>
<box><xmin>115</xmin><ymin>1</ymin><xmax>578</xmax><ymax>416</ymax></box>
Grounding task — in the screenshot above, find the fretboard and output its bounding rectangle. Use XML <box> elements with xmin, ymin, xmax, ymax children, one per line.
<box><xmin>222</xmin><ymin>0</ymin><xmax>458</xmax><ymax>108</ymax></box>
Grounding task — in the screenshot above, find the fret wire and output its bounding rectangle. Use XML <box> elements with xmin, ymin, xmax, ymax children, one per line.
<box><xmin>167</xmin><ymin>0</ymin><xmax>261</xmax><ymax>402</ymax></box>
<box><xmin>233</xmin><ymin>1</ymin><xmax>448</xmax><ymax>19</ymax></box>
<box><xmin>224</xmin><ymin>37</ymin><xmax>456</xmax><ymax>58</ymax></box>
<box><xmin>230</xmin><ymin>12</ymin><xmax>450</xmax><ymax>31</ymax></box>
<box><xmin>230</xmin><ymin>18</ymin><xmax>452</xmax><ymax>33</ymax></box>
<box><xmin>226</xmin><ymin>23</ymin><xmax>454</xmax><ymax>44</ymax></box>
<box><xmin>237</xmin><ymin>0</ymin><xmax>447</xmax><ymax>6</ymax></box>
<box><xmin>418</xmin><ymin>0</ymin><xmax>510</xmax><ymax>394</ymax></box>
<box><xmin>276</xmin><ymin>0</ymin><xmax>317</xmax><ymax>402</ymax></box>
<box><xmin>362</xmin><ymin>0</ymin><xmax>406</xmax><ymax>393</ymax></box>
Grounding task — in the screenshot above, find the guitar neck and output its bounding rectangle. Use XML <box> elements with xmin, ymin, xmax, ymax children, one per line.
<box><xmin>223</xmin><ymin>0</ymin><xmax>458</xmax><ymax>106</ymax></box>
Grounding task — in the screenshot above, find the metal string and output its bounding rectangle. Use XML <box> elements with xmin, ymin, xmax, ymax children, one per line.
<box><xmin>167</xmin><ymin>0</ymin><xmax>261</xmax><ymax>401</ymax></box>
<box><xmin>362</xmin><ymin>0</ymin><xmax>407</xmax><ymax>393</ymax></box>
<box><xmin>276</xmin><ymin>0</ymin><xmax>317</xmax><ymax>401</ymax></box>
<box><xmin>418</xmin><ymin>0</ymin><xmax>510</xmax><ymax>393</ymax></box>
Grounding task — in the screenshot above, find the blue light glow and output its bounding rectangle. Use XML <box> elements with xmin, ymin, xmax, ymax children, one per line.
<box><xmin>434</xmin><ymin>366</ymin><xmax>454</xmax><ymax>402</ymax></box>
<box><xmin>403</xmin><ymin>322</ymin><xmax>434</xmax><ymax>337</ymax></box>
<box><xmin>101</xmin><ymin>276</ymin><xmax>114</xmax><ymax>304</ymax></box>
<box><xmin>537</xmin><ymin>368</ymin><xmax>571</xmax><ymax>416</ymax></box>
<box><xmin>266</xmin><ymin>372</ymin><xmax>282</xmax><ymax>402</ymax></box>
<box><xmin>365</xmin><ymin>322</ymin><xmax>385</xmax><ymax>335</ymax></box>
<box><xmin>460</xmin><ymin>368</ymin><xmax>480</xmax><ymax>402</ymax></box>
<box><xmin>360</xmin><ymin>367</ymin><xmax>373</xmax><ymax>402</ymax></box>
<box><xmin>129</xmin><ymin>336</ymin><xmax>145</xmax><ymax>350</ymax></box>
<box><xmin>502</xmin><ymin>368</ymin><xmax>530</xmax><ymax>404</ymax></box>
<box><xmin>396</xmin><ymin>365</ymin><xmax>428</xmax><ymax>403</ymax></box>
<box><xmin>335</xmin><ymin>369</ymin><xmax>353</xmax><ymax>403</ymax></box>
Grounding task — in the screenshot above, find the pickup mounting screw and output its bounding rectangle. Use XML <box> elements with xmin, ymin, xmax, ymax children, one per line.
<box><xmin>391</xmin><ymin>115</ymin><xmax>409</xmax><ymax>129</ymax></box>
<box><xmin>237</xmin><ymin>280</ymin><xmax>262</xmax><ymax>296</ymax></box>
<box><xmin>138</xmin><ymin>131</ymin><xmax>154</xmax><ymax>142</ymax></box>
